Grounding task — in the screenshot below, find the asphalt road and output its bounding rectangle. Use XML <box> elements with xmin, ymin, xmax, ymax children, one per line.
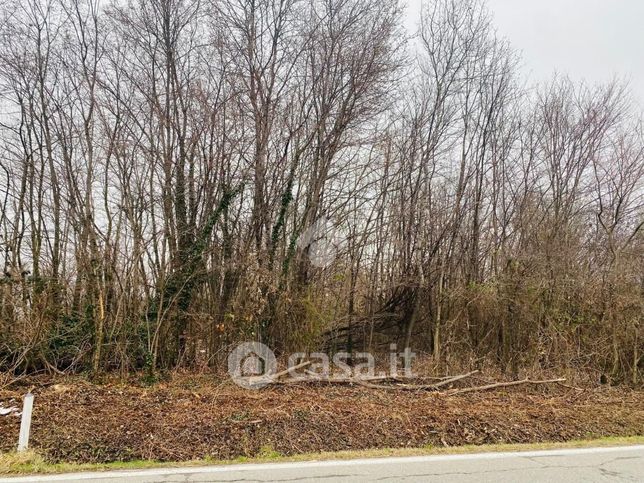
<box><xmin>2</xmin><ymin>445</ymin><xmax>643</xmax><ymax>482</ymax></box>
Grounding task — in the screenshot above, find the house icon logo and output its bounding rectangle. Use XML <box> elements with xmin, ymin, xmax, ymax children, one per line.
<box><xmin>227</xmin><ymin>342</ymin><xmax>277</xmax><ymax>389</ymax></box>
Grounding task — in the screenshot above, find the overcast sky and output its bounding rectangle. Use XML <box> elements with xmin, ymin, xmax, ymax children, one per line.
<box><xmin>406</xmin><ymin>0</ymin><xmax>644</xmax><ymax>109</ymax></box>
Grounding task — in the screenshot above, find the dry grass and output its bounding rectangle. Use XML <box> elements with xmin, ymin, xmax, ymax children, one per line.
<box><xmin>1</xmin><ymin>374</ymin><xmax>642</xmax><ymax>466</ymax></box>
<box><xmin>0</xmin><ymin>450</ymin><xmax>45</xmax><ymax>474</ymax></box>
<box><xmin>1</xmin><ymin>436</ymin><xmax>643</xmax><ymax>476</ymax></box>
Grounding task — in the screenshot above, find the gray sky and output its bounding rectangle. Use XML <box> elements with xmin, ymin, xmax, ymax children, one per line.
<box><xmin>406</xmin><ymin>0</ymin><xmax>644</xmax><ymax>109</ymax></box>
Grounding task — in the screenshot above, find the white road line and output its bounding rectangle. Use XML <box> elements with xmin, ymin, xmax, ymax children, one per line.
<box><xmin>2</xmin><ymin>445</ymin><xmax>643</xmax><ymax>482</ymax></box>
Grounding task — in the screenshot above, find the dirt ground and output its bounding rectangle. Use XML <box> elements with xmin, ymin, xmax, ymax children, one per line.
<box><xmin>0</xmin><ymin>374</ymin><xmax>642</xmax><ymax>464</ymax></box>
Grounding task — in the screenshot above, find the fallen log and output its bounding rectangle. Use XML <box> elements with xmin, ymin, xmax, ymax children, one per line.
<box><xmin>255</xmin><ymin>369</ymin><xmax>565</xmax><ymax>395</ymax></box>
<box><xmin>238</xmin><ymin>360</ymin><xmax>313</xmax><ymax>387</ymax></box>
<box><xmin>277</xmin><ymin>373</ymin><xmax>414</xmax><ymax>385</ymax></box>
<box><xmin>397</xmin><ymin>370</ymin><xmax>480</xmax><ymax>390</ymax></box>
<box><xmin>271</xmin><ymin>360</ymin><xmax>313</xmax><ymax>380</ymax></box>
<box><xmin>446</xmin><ymin>378</ymin><xmax>566</xmax><ymax>396</ymax></box>
<box><xmin>275</xmin><ymin>370</ymin><xmax>479</xmax><ymax>391</ymax></box>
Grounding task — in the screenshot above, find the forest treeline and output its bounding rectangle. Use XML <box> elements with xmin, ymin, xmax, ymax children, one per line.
<box><xmin>0</xmin><ymin>0</ymin><xmax>642</xmax><ymax>382</ymax></box>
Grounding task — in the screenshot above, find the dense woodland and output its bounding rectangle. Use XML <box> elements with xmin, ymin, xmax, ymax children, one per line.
<box><xmin>0</xmin><ymin>0</ymin><xmax>642</xmax><ymax>382</ymax></box>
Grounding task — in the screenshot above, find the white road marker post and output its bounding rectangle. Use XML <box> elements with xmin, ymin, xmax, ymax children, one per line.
<box><xmin>17</xmin><ymin>392</ymin><xmax>34</xmax><ymax>452</ymax></box>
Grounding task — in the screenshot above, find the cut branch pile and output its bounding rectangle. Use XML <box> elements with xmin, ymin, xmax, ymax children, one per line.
<box><xmin>240</xmin><ymin>365</ymin><xmax>566</xmax><ymax>395</ymax></box>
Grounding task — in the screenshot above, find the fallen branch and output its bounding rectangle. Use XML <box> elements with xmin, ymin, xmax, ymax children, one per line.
<box><xmin>258</xmin><ymin>369</ymin><xmax>564</xmax><ymax>395</ymax></box>
<box><xmin>446</xmin><ymin>378</ymin><xmax>566</xmax><ymax>396</ymax></box>
<box><xmin>241</xmin><ymin>360</ymin><xmax>314</xmax><ymax>387</ymax></box>
<box><xmin>556</xmin><ymin>381</ymin><xmax>584</xmax><ymax>391</ymax></box>
<box><xmin>397</xmin><ymin>370</ymin><xmax>480</xmax><ymax>390</ymax></box>
<box><xmin>271</xmin><ymin>361</ymin><xmax>312</xmax><ymax>381</ymax></box>
<box><xmin>277</xmin><ymin>371</ymin><xmax>416</xmax><ymax>385</ymax></box>
<box><xmin>276</xmin><ymin>371</ymin><xmax>479</xmax><ymax>391</ymax></box>
<box><xmin>0</xmin><ymin>372</ymin><xmax>26</xmax><ymax>391</ymax></box>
